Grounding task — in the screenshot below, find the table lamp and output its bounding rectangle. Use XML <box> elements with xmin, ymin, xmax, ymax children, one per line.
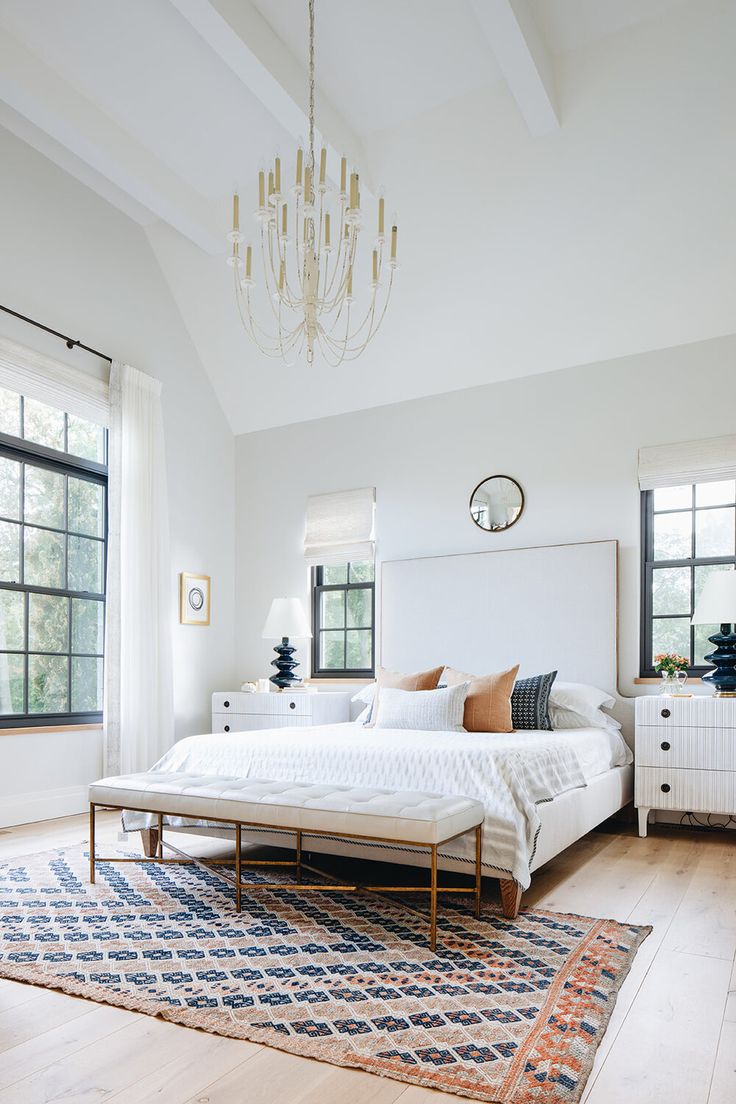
<box><xmin>261</xmin><ymin>597</ymin><xmax>312</xmax><ymax>689</ymax></box>
<box><xmin>691</xmin><ymin>571</ymin><xmax>736</xmax><ymax>696</ymax></box>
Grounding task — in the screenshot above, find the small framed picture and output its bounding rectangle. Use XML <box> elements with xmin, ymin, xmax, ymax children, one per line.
<box><xmin>180</xmin><ymin>572</ymin><xmax>210</xmax><ymax>625</ymax></box>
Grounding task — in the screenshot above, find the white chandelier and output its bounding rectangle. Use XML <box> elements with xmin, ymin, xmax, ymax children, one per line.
<box><xmin>227</xmin><ymin>0</ymin><xmax>398</xmax><ymax>366</ymax></box>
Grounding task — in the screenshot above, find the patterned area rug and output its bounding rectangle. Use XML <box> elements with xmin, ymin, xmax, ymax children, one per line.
<box><xmin>0</xmin><ymin>846</ymin><xmax>650</xmax><ymax>1103</ymax></box>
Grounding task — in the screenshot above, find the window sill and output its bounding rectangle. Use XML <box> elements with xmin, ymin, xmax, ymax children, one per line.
<box><xmin>634</xmin><ymin>677</ymin><xmax>703</xmax><ymax>685</ymax></box>
<box><xmin>305</xmin><ymin>677</ymin><xmax>375</xmax><ymax>686</ymax></box>
<box><xmin>0</xmin><ymin>723</ymin><xmax>103</xmax><ymax>736</ymax></box>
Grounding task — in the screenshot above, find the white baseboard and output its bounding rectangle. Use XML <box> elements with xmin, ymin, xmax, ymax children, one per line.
<box><xmin>0</xmin><ymin>784</ymin><xmax>89</xmax><ymax>829</ymax></box>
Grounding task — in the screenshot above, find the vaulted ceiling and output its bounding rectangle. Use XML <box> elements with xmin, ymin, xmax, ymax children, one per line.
<box><xmin>0</xmin><ymin>0</ymin><xmax>732</xmax><ymax>433</ymax></box>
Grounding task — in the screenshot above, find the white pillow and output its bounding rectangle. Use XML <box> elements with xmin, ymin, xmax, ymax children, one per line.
<box><xmin>351</xmin><ymin>684</ymin><xmax>376</xmax><ymax>705</ymax></box>
<box><xmin>372</xmin><ymin>683</ymin><xmax>469</xmax><ymax>732</ymax></box>
<box><xmin>549</xmin><ymin>682</ymin><xmax>619</xmax><ymax>730</ymax></box>
<box><xmin>353</xmin><ymin>703</ymin><xmax>372</xmax><ymax>724</ymax></box>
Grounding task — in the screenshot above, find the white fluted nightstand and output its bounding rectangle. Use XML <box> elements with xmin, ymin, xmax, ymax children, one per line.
<box><xmin>211</xmin><ymin>691</ymin><xmax>351</xmax><ymax>734</ymax></box>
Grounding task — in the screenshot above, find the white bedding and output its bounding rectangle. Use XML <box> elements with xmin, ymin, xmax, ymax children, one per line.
<box><xmin>123</xmin><ymin>723</ymin><xmax>631</xmax><ymax>890</ymax></box>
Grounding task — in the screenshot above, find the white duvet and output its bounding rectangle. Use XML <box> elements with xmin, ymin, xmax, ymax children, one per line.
<box><xmin>124</xmin><ymin>723</ymin><xmax>631</xmax><ymax>889</ymax></box>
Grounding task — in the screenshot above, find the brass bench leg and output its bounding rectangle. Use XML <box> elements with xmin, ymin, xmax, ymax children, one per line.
<box><xmin>89</xmin><ymin>803</ymin><xmax>96</xmax><ymax>884</ymax></box>
<box><xmin>475</xmin><ymin>824</ymin><xmax>482</xmax><ymax>918</ymax></box>
<box><xmin>430</xmin><ymin>844</ymin><xmax>437</xmax><ymax>952</ymax></box>
<box><xmin>157</xmin><ymin>813</ymin><xmax>163</xmax><ymax>860</ymax></box>
<box><xmin>236</xmin><ymin>823</ymin><xmax>242</xmax><ymax>912</ymax></box>
<box><xmin>295</xmin><ymin>829</ymin><xmax>302</xmax><ymax>884</ymax></box>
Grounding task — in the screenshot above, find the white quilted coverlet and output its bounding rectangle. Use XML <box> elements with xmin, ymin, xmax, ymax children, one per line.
<box><xmin>123</xmin><ymin>724</ymin><xmax>631</xmax><ymax>888</ymax></box>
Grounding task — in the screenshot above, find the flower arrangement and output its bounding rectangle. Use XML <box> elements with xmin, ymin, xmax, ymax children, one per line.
<box><xmin>654</xmin><ymin>652</ymin><xmax>689</xmax><ymax>676</ymax></box>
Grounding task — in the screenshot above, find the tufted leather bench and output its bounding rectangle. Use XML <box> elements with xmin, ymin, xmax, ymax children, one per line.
<box><xmin>89</xmin><ymin>771</ymin><xmax>485</xmax><ymax>950</ymax></box>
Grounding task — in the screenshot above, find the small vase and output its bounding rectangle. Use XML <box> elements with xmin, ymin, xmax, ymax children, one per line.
<box><xmin>660</xmin><ymin>671</ymin><xmax>687</xmax><ymax>695</ymax></box>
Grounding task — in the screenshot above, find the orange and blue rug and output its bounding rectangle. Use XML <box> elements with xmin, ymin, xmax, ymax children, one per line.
<box><xmin>0</xmin><ymin>846</ymin><xmax>650</xmax><ymax>1102</ymax></box>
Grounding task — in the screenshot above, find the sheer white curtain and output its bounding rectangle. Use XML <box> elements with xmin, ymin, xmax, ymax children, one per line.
<box><xmin>104</xmin><ymin>362</ymin><xmax>174</xmax><ymax>774</ymax></box>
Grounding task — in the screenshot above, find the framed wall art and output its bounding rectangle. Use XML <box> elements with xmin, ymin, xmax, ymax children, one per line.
<box><xmin>180</xmin><ymin>572</ymin><xmax>211</xmax><ymax>626</ymax></box>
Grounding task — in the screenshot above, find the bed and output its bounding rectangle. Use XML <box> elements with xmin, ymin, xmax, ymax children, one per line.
<box><xmin>126</xmin><ymin>539</ymin><xmax>633</xmax><ymax>914</ymax></box>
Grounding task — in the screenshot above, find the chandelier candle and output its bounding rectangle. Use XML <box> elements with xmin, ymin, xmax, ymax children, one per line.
<box><xmin>228</xmin><ymin>0</ymin><xmax>398</xmax><ymax>366</ymax></box>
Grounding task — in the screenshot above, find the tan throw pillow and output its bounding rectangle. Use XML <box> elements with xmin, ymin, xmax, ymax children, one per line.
<box><xmin>442</xmin><ymin>665</ymin><xmax>520</xmax><ymax>732</ymax></box>
<box><xmin>367</xmin><ymin>665</ymin><xmax>445</xmax><ymax>726</ymax></box>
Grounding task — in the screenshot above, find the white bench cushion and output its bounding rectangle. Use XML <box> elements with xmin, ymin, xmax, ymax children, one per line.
<box><xmin>89</xmin><ymin>771</ymin><xmax>484</xmax><ymax>846</ymax></box>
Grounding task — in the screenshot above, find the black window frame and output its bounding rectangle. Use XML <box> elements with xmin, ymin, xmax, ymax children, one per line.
<box><xmin>640</xmin><ymin>484</ymin><xmax>736</xmax><ymax>677</ymax></box>
<box><xmin>0</xmin><ymin>412</ymin><xmax>108</xmax><ymax>729</ymax></box>
<box><xmin>311</xmin><ymin>562</ymin><xmax>375</xmax><ymax>679</ymax></box>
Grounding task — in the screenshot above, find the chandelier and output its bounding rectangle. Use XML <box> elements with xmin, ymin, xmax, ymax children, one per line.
<box><xmin>227</xmin><ymin>0</ymin><xmax>398</xmax><ymax>366</ymax></box>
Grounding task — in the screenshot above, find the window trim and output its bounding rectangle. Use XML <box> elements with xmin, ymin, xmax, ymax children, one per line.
<box><xmin>639</xmin><ymin>487</ymin><xmax>736</xmax><ymax>678</ymax></box>
<box><xmin>0</xmin><ymin>422</ymin><xmax>107</xmax><ymax>729</ymax></box>
<box><xmin>310</xmin><ymin>564</ymin><xmax>375</xmax><ymax>679</ymax></box>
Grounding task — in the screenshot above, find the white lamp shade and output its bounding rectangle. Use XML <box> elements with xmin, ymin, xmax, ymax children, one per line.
<box><xmin>691</xmin><ymin>571</ymin><xmax>736</xmax><ymax>625</ymax></box>
<box><xmin>261</xmin><ymin>597</ymin><xmax>312</xmax><ymax>639</ymax></box>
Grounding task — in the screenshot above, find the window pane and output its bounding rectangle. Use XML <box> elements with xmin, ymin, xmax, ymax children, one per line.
<box><xmin>68</xmin><ymin>536</ymin><xmax>103</xmax><ymax>593</ymax></box>
<box><xmin>322</xmin><ymin>565</ymin><xmax>347</xmax><ymax>584</ymax></box>
<box><xmin>0</xmin><ymin>389</ymin><xmax>21</xmax><ymax>437</ymax></box>
<box><xmin>652</xmin><ymin>618</ymin><xmax>691</xmax><ymax>666</ymax></box>
<box><xmin>24</xmin><ymin>527</ymin><xmax>64</xmax><ymax>588</ymax></box>
<box><xmin>67</xmin><ymin>416</ymin><xmax>105</xmax><ymax>463</ymax></box>
<box><xmin>320</xmin><ymin>590</ymin><xmax>344</xmax><ymax>629</ymax></box>
<box><xmin>348</xmin><ymin>561</ymin><xmax>374</xmax><ymax>583</ymax></box>
<box><xmin>72</xmin><ymin>598</ymin><xmax>104</xmax><ymax>654</ymax></box>
<box><xmin>695</xmin><ymin>624</ymin><xmax>719</xmax><ymax>667</ymax></box>
<box><xmin>29</xmin><ymin>593</ymin><xmax>68</xmax><ymax>653</ymax></box>
<box><xmin>347</xmin><ymin>587</ymin><xmax>372</xmax><ymax>627</ymax></box>
<box><xmin>0</xmin><ymin>653</ymin><xmax>24</xmax><ymax>714</ymax></box>
<box><xmin>320</xmin><ymin>631</ymin><xmax>345</xmax><ymax>669</ymax></box>
<box><xmin>696</xmin><ymin>480</ymin><xmax>736</xmax><ymax>507</ymax></box>
<box><xmin>0</xmin><ymin>458</ymin><xmax>20</xmax><ymax>520</ymax></box>
<box><xmin>71</xmin><ymin>656</ymin><xmax>103</xmax><ymax>712</ymax></box>
<box><xmin>695</xmin><ymin>507</ymin><xmax>735</xmax><ymax>558</ymax></box>
<box><xmin>28</xmin><ymin>654</ymin><xmax>68</xmax><ymax>713</ymax></box>
<box><xmin>24</xmin><ymin>464</ymin><xmax>65</xmax><ymax>529</ymax></box>
<box><xmin>652</xmin><ymin>567</ymin><xmax>691</xmax><ymax>616</ymax></box>
<box><xmin>0</xmin><ymin>590</ymin><xmax>24</xmax><ymax>650</ymax></box>
<box><xmin>653</xmin><ymin>485</ymin><xmax>691</xmax><ymax>511</ymax></box>
<box><xmin>653</xmin><ymin>511</ymin><xmax>692</xmax><ymax>560</ymax></box>
<box><xmin>0</xmin><ymin>521</ymin><xmax>20</xmax><ymax>583</ymax></box>
<box><xmin>68</xmin><ymin>478</ymin><xmax>104</xmax><ymax>537</ymax></box>
<box><xmin>23</xmin><ymin>397</ymin><xmax>64</xmax><ymax>451</ymax></box>
<box><xmin>346</xmin><ymin>629</ymin><xmax>371</xmax><ymax>669</ymax></box>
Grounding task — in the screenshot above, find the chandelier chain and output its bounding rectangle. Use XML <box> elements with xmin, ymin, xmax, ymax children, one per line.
<box><xmin>308</xmin><ymin>0</ymin><xmax>315</xmax><ymax>171</ymax></box>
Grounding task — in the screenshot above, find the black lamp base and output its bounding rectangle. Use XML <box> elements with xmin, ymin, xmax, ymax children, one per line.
<box><xmin>702</xmin><ymin>623</ymin><xmax>736</xmax><ymax>696</ymax></box>
<box><xmin>270</xmin><ymin>636</ymin><xmax>302</xmax><ymax>690</ymax></box>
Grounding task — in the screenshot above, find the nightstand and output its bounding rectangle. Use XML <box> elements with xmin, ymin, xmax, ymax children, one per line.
<box><xmin>635</xmin><ymin>696</ymin><xmax>736</xmax><ymax>836</ymax></box>
<box><xmin>211</xmin><ymin>691</ymin><xmax>352</xmax><ymax>733</ymax></box>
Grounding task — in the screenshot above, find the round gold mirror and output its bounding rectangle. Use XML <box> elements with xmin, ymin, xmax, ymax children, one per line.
<box><xmin>469</xmin><ymin>475</ymin><xmax>525</xmax><ymax>532</ymax></box>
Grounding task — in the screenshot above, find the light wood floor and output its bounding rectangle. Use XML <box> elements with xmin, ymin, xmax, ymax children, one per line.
<box><xmin>0</xmin><ymin>813</ymin><xmax>734</xmax><ymax>1104</ymax></box>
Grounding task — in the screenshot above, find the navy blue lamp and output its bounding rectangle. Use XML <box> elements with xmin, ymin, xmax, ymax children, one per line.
<box><xmin>692</xmin><ymin>572</ymin><xmax>736</xmax><ymax>696</ymax></box>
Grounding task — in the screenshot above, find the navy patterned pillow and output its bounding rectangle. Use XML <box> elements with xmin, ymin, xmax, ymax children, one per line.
<box><xmin>511</xmin><ymin>671</ymin><xmax>557</xmax><ymax>731</ymax></box>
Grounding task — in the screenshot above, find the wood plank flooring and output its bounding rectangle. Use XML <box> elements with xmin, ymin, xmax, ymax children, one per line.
<box><xmin>0</xmin><ymin>812</ymin><xmax>733</xmax><ymax>1103</ymax></box>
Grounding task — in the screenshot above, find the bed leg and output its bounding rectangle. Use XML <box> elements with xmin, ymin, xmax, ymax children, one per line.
<box><xmin>140</xmin><ymin>828</ymin><xmax>159</xmax><ymax>858</ymax></box>
<box><xmin>500</xmin><ymin>878</ymin><xmax>523</xmax><ymax>919</ymax></box>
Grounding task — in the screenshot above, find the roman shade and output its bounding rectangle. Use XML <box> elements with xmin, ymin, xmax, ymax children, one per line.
<box><xmin>638</xmin><ymin>434</ymin><xmax>736</xmax><ymax>490</ymax></box>
<box><xmin>304</xmin><ymin>487</ymin><xmax>375</xmax><ymax>566</ymax></box>
<box><xmin>0</xmin><ymin>336</ymin><xmax>109</xmax><ymax>425</ymax></box>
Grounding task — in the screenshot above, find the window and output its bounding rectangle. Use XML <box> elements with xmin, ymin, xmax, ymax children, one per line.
<box><xmin>311</xmin><ymin>561</ymin><xmax>375</xmax><ymax>677</ymax></box>
<box><xmin>641</xmin><ymin>480</ymin><xmax>736</xmax><ymax>676</ymax></box>
<box><xmin>0</xmin><ymin>387</ymin><xmax>107</xmax><ymax>726</ymax></box>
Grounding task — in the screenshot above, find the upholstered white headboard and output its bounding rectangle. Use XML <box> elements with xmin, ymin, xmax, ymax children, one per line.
<box><xmin>380</xmin><ymin>540</ymin><xmax>618</xmax><ymax>693</ymax></box>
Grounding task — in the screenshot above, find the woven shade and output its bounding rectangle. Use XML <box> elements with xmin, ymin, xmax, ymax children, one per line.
<box><xmin>304</xmin><ymin>487</ymin><xmax>375</xmax><ymax>566</ymax></box>
<box><xmin>0</xmin><ymin>337</ymin><xmax>109</xmax><ymax>426</ymax></box>
<box><xmin>638</xmin><ymin>434</ymin><xmax>736</xmax><ymax>490</ymax></box>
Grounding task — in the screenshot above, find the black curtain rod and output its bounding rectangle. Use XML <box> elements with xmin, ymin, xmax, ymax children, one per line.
<box><xmin>0</xmin><ymin>304</ymin><xmax>113</xmax><ymax>364</ymax></box>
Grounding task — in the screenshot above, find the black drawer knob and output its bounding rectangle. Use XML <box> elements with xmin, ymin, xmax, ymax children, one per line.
<box><xmin>224</xmin><ymin>724</ymin><xmax>230</xmax><ymax>732</ymax></box>
<box><xmin>289</xmin><ymin>701</ymin><xmax>296</xmax><ymax>710</ymax></box>
<box><xmin>661</xmin><ymin>741</ymin><xmax>671</xmax><ymax>751</ymax></box>
<box><xmin>224</xmin><ymin>700</ymin><xmax>230</xmax><ymax>709</ymax></box>
<box><xmin>661</xmin><ymin>708</ymin><xmax>671</xmax><ymax>718</ymax></box>
<box><xmin>660</xmin><ymin>783</ymin><xmax>671</xmax><ymax>793</ymax></box>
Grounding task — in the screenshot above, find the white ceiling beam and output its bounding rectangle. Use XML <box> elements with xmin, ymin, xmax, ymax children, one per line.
<box><xmin>0</xmin><ymin>29</ymin><xmax>223</xmax><ymax>253</ymax></box>
<box><xmin>169</xmin><ymin>0</ymin><xmax>373</xmax><ymax>193</ymax></box>
<box><xmin>470</xmin><ymin>0</ymin><xmax>559</xmax><ymax>136</ymax></box>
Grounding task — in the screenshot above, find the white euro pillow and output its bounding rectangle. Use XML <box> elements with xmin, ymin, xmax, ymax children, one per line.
<box><xmin>372</xmin><ymin>683</ymin><xmax>469</xmax><ymax>732</ymax></box>
<box><xmin>351</xmin><ymin>684</ymin><xmax>376</xmax><ymax>705</ymax></box>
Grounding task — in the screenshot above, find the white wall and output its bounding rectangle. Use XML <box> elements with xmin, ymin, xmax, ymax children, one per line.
<box><xmin>0</xmin><ymin>128</ymin><xmax>236</xmax><ymax>826</ymax></box>
<box><xmin>235</xmin><ymin>332</ymin><xmax>736</xmax><ymax>697</ymax></box>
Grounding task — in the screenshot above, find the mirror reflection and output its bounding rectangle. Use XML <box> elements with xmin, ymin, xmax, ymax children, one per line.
<box><xmin>470</xmin><ymin>475</ymin><xmax>524</xmax><ymax>532</ymax></box>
